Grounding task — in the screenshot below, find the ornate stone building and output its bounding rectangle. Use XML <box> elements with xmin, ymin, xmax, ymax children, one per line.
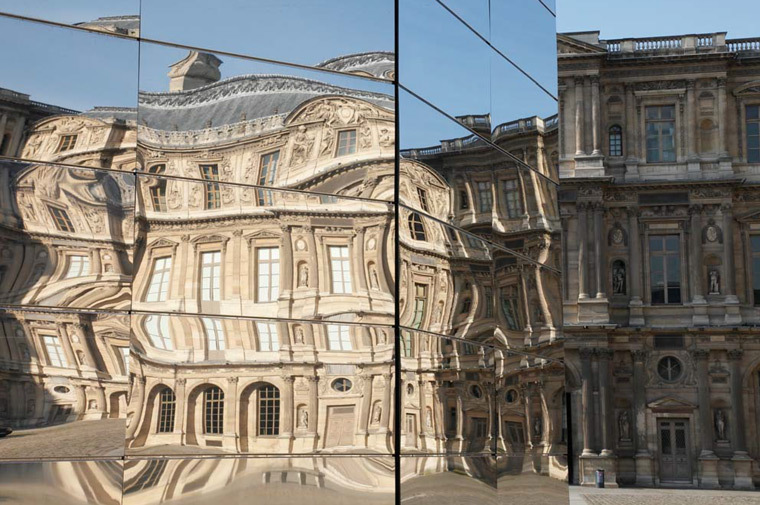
<box><xmin>559</xmin><ymin>30</ymin><xmax>760</xmax><ymax>488</ymax></box>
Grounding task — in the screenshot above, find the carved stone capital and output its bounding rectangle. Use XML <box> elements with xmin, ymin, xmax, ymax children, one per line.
<box><xmin>727</xmin><ymin>349</ymin><xmax>744</xmax><ymax>361</ymax></box>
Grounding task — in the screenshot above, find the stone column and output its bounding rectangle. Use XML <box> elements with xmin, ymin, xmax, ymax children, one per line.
<box><xmin>418</xmin><ymin>378</ymin><xmax>428</xmax><ymax>437</ymax></box>
<box><xmin>591</xmin><ymin>76</ymin><xmax>602</xmax><ymax>155</ymax></box>
<box><xmin>686</xmin><ymin>80</ymin><xmax>698</xmax><ymax>161</ymax></box>
<box><xmin>593</xmin><ymin>203</ymin><xmax>606</xmax><ymax>298</ymax></box>
<box><xmin>728</xmin><ymin>349</ymin><xmax>754</xmax><ymax>489</ymax></box>
<box><xmin>728</xmin><ymin>350</ymin><xmax>747</xmax><ymax>454</ymax></box>
<box><xmin>224</xmin><ymin>377</ymin><xmax>239</xmax><ymax>449</ymax></box>
<box><xmin>722</xmin><ymin>204</ymin><xmax>738</xmax><ymax>301</ymax></box>
<box><xmin>624</xmin><ymin>85</ymin><xmax>635</xmax><ymax>161</ymax></box>
<box><xmin>280</xmin><ymin>375</ymin><xmax>294</xmax><ymax>438</ymax></box>
<box><xmin>574</xmin><ymin>77</ymin><xmax>585</xmax><ymax>156</ymax></box>
<box><xmin>306</xmin><ymin>376</ymin><xmax>319</xmax><ymax>434</ymax></box>
<box><xmin>523</xmin><ymin>382</ymin><xmax>534</xmax><ymax>447</ymax></box>
<box><xmin>580</xmin><ymin>348</ymin><xmax>595</xmax><ymax>455</ymax></box>
<box><xmin>126</xmin><ymin>377</ymin><xmax>146</xmax><ymax>440</ymax></box>
<box><xmin>628</xmin><ymin>209</ymin><xmax>642</xmax><ymax>301</ymax></box>
<box><xmin>455</xmin><ymin>393</ymin><xmax>464</xmax><ymax>440</ymax></box>
<box><xmin>75</xmin><ymin>384</ymin><xmax>87</xmax><ymax>420</ymax></box>
<box><xmin>598</xmin><ymin>349</ymin><xmax>614</xmax><ymax>456</ymax></box>
<box><xmin>578</xmin><ymin>203</ymin><xmax>589</xmax><ymax>299</ymax></box>
<box><xmin>96</xmin><ymin>385</ymin><xmax>107</xmax><ymax>415</ymax></box>
<box><xmin>632</xmin><ymin>349</ymin><xmax>654</xmax><ymax>486</ymax></box>
<box><xmin>690</xmin><ymin>205</ymin><xmax>705</xmax><ymax>302</ymax></box>
<box><xmin>693</xmin><ymin>350</ymin><xmax>714</xmax><ymax>455</ymax></box>
<box><xmin>174</xmin><ymin>378</ymin><xmax>187</xmax><ymax>438</ymax></box>
<box><xmin>280</xmin><ymin>225</ymin><xmax>294</xmax><ymax>295</ymax></box>
<box><xmin>358</xmin><ymin>374</ymin><xmax>373</xmax><ymax>436</ymax></box>
<box><xmin>353</xmin><ymin>227</ymin><xmax>368</xmax><ymax>291</ymax></box>
<box><xmin>380</xmin><ymin>373</ymin><xmax>392</xmax><ymax>432</ymax></box>
<box><xmin>717</xmin><ymin>78</ymin><xmax>728</xmax><ymax>157</ymax></box>
<box><xmin>632</xmin><ymin>350</ymin><xmax>649</xmax><ymax>454</ymax></box>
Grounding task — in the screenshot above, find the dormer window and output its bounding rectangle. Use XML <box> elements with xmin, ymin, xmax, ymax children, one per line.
<box><xmin>417</xmin><ymin>187</ymin><xmax>429</xmax><ymax>212</ymax></box>
<box><xmin>49</xmin><ymin>206</ymin><xmax>75</xmax><ymax>232</ymax></box>
<box><xmin>336</xmin><ymin>130</ymin><xmax>357</xmax><ymax>156</ymax></box>
<box><xmin>408</xmin><ymin>212</ymin><xmax>426</xmax><ymax>241</ymax></box>
<box><xmin>200</xmin><ymin>164</ymin><xmax>221</xmax><ymax>209</ymax></box>
<box><xmin>57</xmin><ymin>135</ymin><xmax>77</xmax><ymax>152</ymax></box>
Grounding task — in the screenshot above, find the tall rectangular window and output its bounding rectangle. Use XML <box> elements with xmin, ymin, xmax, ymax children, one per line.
<box><xmin>501</xmin><ymin>286</ymin><xmax>522</xmax><ymax>330</ymax></box>
<box><xmin>256</xmin><ymin>321</ymin><xmax>279</xmax><ymax>351</ymax></box>
<box><xmin>751</xmin><ymin>235</ymin><xmax>760</xmax><ymax>305</ymax></box>
<box><xmin>145</xmin><ymin>315</ymin><xmax>172</xmax><ymax>350</ymax></box>
<box><xmin>200</xmin><ymin>164</ymin><xmax>221</xmax><ymax>209</ymax></box>
<box><xmin>459</xmin><ymin>190</ymin><xmax>469</xmax><ymax>209</ymax></box>
<box><xmin>477</xmin><ymin>181</ymin><xmax>492</xmax><ymax>213</ymax></box>
<box><xmin>646</xmin><ymin>105</ymin><xmax>676</xmax><ymax>162</ymax></box>
<box><xmin>66</xmin><ymin>255</ymin><xmax>90</xmax><ymax>278</ymax></box>
<box><xmin>485</xmin><ymin>287</ymin><xmax>493</xmax><ymax>318</ymax></box>
<box><xmin>256</xmin><ymin>247</ymin><xmax>280</xmax><ymax>302</ymax></box>
<box><xmin>257</xmin><ymin>151</ymin><xmax>279</xmax><ymax>205</ymax></box>
<box><xmin>43</xmin><ymin>336</ymin><xmax>67</xmax><ymax>367</ymax></box>
<box><xmin>202</xmin><ymin>317</ymin><xmax>225</xmax><ymax>350</ymax></box>
<box><xmin>329</xmin><ymin>245</ymin><xmax>352</xmax><ymax>293</ymax></box>
<box><xmin>119</xmin><ymin>347</ymin><xmax>130</xmax><ymax>374</ymax></box>
<box><xmin>149</xmin><ymin>164</ymin><xmax>167</xmax><ymax>211</ymax></box>
<box><xmin>49</xmin><ymin>207</ymin><xmax>75</xmax><ymax>232</ymax></box>
<box><xmin>503</xmin><ymin>179</ymin><xmax>523</xmax><ymax>218</ymax></box>
<box><xmin>146</xmin><ymin>257</ymin><xmax>172</xmax><ymax>302</ymax></box>
<box><xmin>417</xmin><ymin>187</ymin><xmax>429</xmax><ymax>212</ymax></box>
<box><xmin>200</xmin><ymin>251</ymin><xmax>221</xmax><ymax>301</ymax></box>
<box><xmin>327</xmin><ymin>324</ymin><xmax>352</xmax><ymax>350</ymax></box>
<box><xmin>412</xmin><ymin>284</ymin><xmax>427</xmax><ymax>329</ymax></box>
<box><xmin>57</xmin><ymin>135</ymin><xmax>77</xmax><ymax>152</ymax></box>
<box><xmin>336</xmin><ymin>130</ymin><xmax>357</xmax><ymax>156</ymax></box>
<box><xmin>747</xmin><ymin>105</ymin><xmax>760</xmax><ymax>163</ymax></box>
<box><xmin>650</xmin><ymin>235</ymin><xmax>681</xmax><ymax>304</ymax></box>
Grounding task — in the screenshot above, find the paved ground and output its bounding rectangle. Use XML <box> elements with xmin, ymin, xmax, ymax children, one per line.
<box><xmin>571</xmin><ymin>486</ymin><xmax>760</xmax><ymax>504</ymax></box>
<box><xmin>0</xmin><ymin>419</ymin><xmax>125</xmax><ymax>459</ymax></box>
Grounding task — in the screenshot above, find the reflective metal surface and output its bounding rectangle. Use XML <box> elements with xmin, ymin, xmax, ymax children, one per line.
<box><xmin>400</xmin><ymin>455</ymin><xmax>497</xmax><ymax>504</ymax></box>
<box><xmin>123</xmin><ymin>456</ymin><xmax>395</xmax><ymax>504</ymax></box>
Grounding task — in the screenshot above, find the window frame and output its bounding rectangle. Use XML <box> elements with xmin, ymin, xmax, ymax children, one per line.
<box><xmin>256</xmin><ymin>247</ymin><xmax>280</xmax><ymax>303</ymax></box>
<box><xmin>157</xmin><ymin>387</ymin><xmax>176</xmax><ymax>433</ymax></box>
<box><xmin>327</xmin><ymin>324</ymin><xmax>352</xmax><ymax>351</ymax></box>
<box><xmin>199</xmin><ymin>250</ymin><xmax>222</xmax><ymax>302</ymax></box>
<box><xmin>203</xmin><ymin>387</ymin><xmax>225</xmax><ymax>435</ymax></box>
<box><xmin>255</xmin><ymin>321</ymin><xmax>280</xmax><ymax>351</ymax></box>
<box><xmin>746</xmin><ymin>104</ymin><xmax>760</xmax><ymax>163</ymax></box>
<box><xmin>644</xmin><ymin>105</ymin><xmax>677</xmax><ymax>163</ymax></box>
<box><xmin>144</xmin><ymin>314</ymin><xmax>173</xmax><ymax>350</ymax></box>
<box><xmin>48</xmin><ymin>206</ymin><xmax>75</xmax><ymax>233</ymax></box>
<box><xmin>609</xmin><ymin>124</ymin><xmax>623</xmax><ymax>157</ymax></box>
<box><xmin>328</xmin><ymin>245</ymin><xmax>352</xmax><ymax>294</ymax></box>
<box><xmin>57</xmin><ymin>134</ymin><xmax>78</xmax><ymax>152</ymax></box>
<box><xmin>202</xmin><ymin>317</ymin><xmax>226</xmax><ymax>351</ymax></box>
<box><xmin>199</xmin><ymin>164</ymin><xmax>221</xmax><ymax>210</ymax></box>
<box><xmin>146</xmin><ymin>256</ymin><xmax>172</xmax><ymax>302</ymax></box>
<box><xmin>42</xmin><ymin>335</ymin><xmax>67</xmax><ymax>367</ymax></box>
<box><xmin>408</xmin><ymin>212</ymin><xmax>427</xmax><ymax>241</ymax></box>
<box><xmin>336</xmin><ymin>129</ymin><xmax>357</xmax><ymax>156</ymax></box>
<box><xmin>648</xmin><ymin>233</ymin><xmax>682</xmax><ymax>305</ymax></box>
<box><xmin>65</xmin><ymin>254</ymin><xmax>91</xmax><ymax>278</ymax></box>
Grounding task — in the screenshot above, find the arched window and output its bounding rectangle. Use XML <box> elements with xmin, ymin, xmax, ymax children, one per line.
<box><xmin>258</xmin><ymin>384</ymin><xmax>280</xmax><ymax>436</ymax></box>
<box><xmin>408</xmin><ymin>212</ymin><xmax>426</xmax><ymax>241</ymax></box>
<box><xmin>204</xmin><ymin>387</ymin><xmax>224</xmax><ymax>434</ymax></box>
<box><xmin>157</xmin><ymin>387</ymin><xmax>176</xmax><ymax>433</ymax></box>
<box><xmin>609</xmin><ymin>125</ymin><xmax>623</xmax><ymax>156</ymax></box>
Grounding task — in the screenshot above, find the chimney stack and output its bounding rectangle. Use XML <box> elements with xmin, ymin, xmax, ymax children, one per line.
<box><xmin>168</xmin><ymin>51</ymin><xmax>222</xmax><ymax>92</ymax></box>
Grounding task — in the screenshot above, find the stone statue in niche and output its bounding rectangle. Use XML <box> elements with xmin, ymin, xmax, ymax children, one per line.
<box><xmin>298</xmin><ymin>407</ymin><xmax>308</xmax><ymax>429</ymax></box>
<box><xmin>377</xmin><ymin>329</ymin><xmax>387</xmax><ymax>345</ymax></box>
<box><xmin>88</xmin><ymin>399</ymin><xmax>97</xmax><ymax>410</ymax></box>
<box><xmin>371</xmin><ymin>404</ymin><xmax>382</xmax><ymax>424</ymax></box>
<box><xmin>705</xmin><ymin>224</ymin><xmax>719</xmax><ymax>243</ymax></box>
<box><xmin>298</xmin><ymin>264</ymin><xmax>309</xmax><ymax>288</ymax></box>
<box><xmin>369</xmin><ymin>264</ymin><xmax>380</xmax><ymax>289</ymax></box>
<box><xmin>433</xmin><ymin>302</ymin><xmax>443</xmax><ymax>324</ymax></box>
<box><xmin>533</xmin><ymin>416</ymin><xmax>542</xmax><ymax>438</ymax></box>
<box><xmin>76</xmin><ymin>350</ymin><xmax>87</xmax><ymax>366</ymax></box>
<box><xmin>294</xmin><ymin>327</ymin><xmax>305</xmax><ymax>345</ymax></box>
<box><xmin>612</xmin><ymin>261</ymin><xmax>626</xmax><ymax>295</ymax></box>
<box><xmin>715</xmin><ymin>409</ymin><xmax>727</xmax><ymax>440</ymax></box>
<box><xmin>618</xmin><ymin>411</ymin><xmax>631</xmax><ymax>441</ymax></box>
<box><xmin>709</xmin><ymin>269</ymin><xmax>720</xmax><ymax>294</ymax></box>
<box><xmin>425</xmin><ymin>409</ymin><xmax>433</xmax><ymax>428</ymax></box>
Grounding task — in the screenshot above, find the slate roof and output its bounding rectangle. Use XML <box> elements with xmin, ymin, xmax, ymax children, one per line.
<box><xmin>315</xmin><ymin>51</ymin><xmax>395</xmax><ymax>79</ymax></box>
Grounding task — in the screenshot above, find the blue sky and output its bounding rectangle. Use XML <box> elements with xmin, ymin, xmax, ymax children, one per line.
<box><xmin>557</xmin><ymin>0</ymin><xmax>759</xmax><ymax>39</ymax></box>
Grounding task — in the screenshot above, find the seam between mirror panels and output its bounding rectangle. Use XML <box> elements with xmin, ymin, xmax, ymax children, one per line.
<box><xmin>394</xmin><ymin>0</ymin><xmax>401</xmax><ymax>499</ymax></box>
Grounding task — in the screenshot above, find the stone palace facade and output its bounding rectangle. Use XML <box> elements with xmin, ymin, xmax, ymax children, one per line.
<box><xmin>559</xmin><ymin>31</ymin><xmax>760</xmax><ymax>489</ymax></box>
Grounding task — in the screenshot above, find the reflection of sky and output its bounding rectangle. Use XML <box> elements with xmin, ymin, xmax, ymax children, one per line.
<box><xmin>0</xmin><ymin>0</ymin><xmax>137</xmax><ymax>25</ymax></box>
<box><xmin>140</xmin><ymin>0</ymin><xmax>393</xmax><ymax>67</ymax></box>
<box><xmin>558</xmin><ymin>0</ymin><xmax>758</xmax><ymax>39</ymax></box>
<box><xmin>0</xmin><ymin>16</ymin><xmax>138</xmax><ymax>111</ymax></box>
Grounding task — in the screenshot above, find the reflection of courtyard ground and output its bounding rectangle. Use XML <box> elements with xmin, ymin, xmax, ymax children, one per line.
<box><xmin>0</xmin><ymin>419</ymin><xmax>125</xmax><ymax>459</ymax></box>
<box><xmin>571</xmin><ymin>486</ymin><xmax>760</xmax><ymax>505</ymax></box>
<box><xmin>401</xmin><ymin>471</ymin><xmax>495</xmax><ymax>505</ymax></box>
<box><xmin>498</xmin><ymin>472</ymin><xmax>569</xmax><ymax>504</ymax></box>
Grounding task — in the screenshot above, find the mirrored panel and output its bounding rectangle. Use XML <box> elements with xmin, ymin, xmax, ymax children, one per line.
<box><xmin>437</xmin><ymin>0</ymin><xmax>489</xmax><ymax>40</ymax></box>
<box><xmin>490</xmin><ymin>0</ymin><xmax>558</xmax><ymax>94</ymax></box>
<box><xmin>0</xmin><ymin>4</ymin><xmax>139</xmax><ymax>36</ymax></box>
<box><xmin>497</xmin><ymin>454</ymin><xmax>568</xmax><ymax>505</ymax></box>
<box><xmin>400</xmin><ymin>212</ymin><xmax>494</xmax><ymax>338</ymax></box>
<box><xmin>0</xmin><ymin>309</ymin><xmax>128</xmax><ymax>460</ymax></box>
<box><xmin>0</xmin><ymin>161</ymin><xmax>134</xmax><ymax>312</ymax></box>
<box><xmin>398</xmin><ymin>0</ymin><xmax>490</xmax><ymax>120</ymax></box>
<box><xmin>134</xmin><ymin>176</ymin><xmax>394</xmax><ymax>320</ymax></box>
<box><xmin>139</xmin><ymin>1</ymin><xmax>394</xmax><ymax>75</ymax></box>
<box><xmin>127</xmin><ymin>315</ymin><xmax>394</xmax><ymax>456</ymax></box>
<box><xmin>0</xmin><ymin>16</ymin><xmax>138</xmax><ymax>169</ymax></box>
<box><xmin>400</xmin><ymin>331</ymin><xmax>496</xmax><ymax>455</ymax></box>
<box><xmin>0</xmin><ymin>460</ymin><xmax>123</xmax><ymax>504</ymax></box>
<box><xmin>123</xmin><ymin>456</ymin><xmax>394</xmax><ymax>504</ymax></box>
<box><xmin>137</xmin><ymin>42</ymin><xmax>394</xmax><ymax>191</ymax></box>
<box><xmin>400</xmin><ymin>455</ymin><xmax>497</xmax><ymax>504</ymax></box>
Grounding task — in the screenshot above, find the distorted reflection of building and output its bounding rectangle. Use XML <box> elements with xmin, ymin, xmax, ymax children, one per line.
<box><xmin>122</xmin><ymin>457</ymin><xmax>394</xmax><ymax>505</ymax></box>
<box><xmin>399</xmin><ymin>111</ymin><xmax>566</xmax><ymax>481</ymax></box>
<box><xmin>559</xmin><ymin>31</ymin><xmax>760</xmax><ymax>489</ymax></box>
<box><xmin>0</xmin><ymin>460</ymin><xmax>124</xmax><ymax>505</ymax></box>
<box><xmin>0</xmin><ymin>159</ymin><xmax>133</xmax><ymax>433</ymax></box>
<box><xmin>126</xmin><ymin>50</ymin><xmax>396</xmax><ymax>454</ymax></box>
